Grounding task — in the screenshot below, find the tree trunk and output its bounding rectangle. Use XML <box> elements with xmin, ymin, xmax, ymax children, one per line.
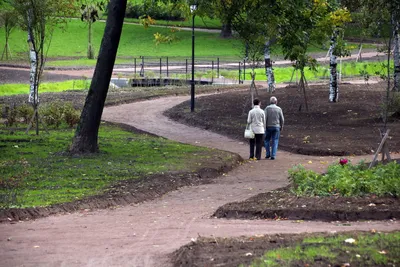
<box><xmin>394</xmin><ymin>20</ymin><xmax>400</xmax><ymax>92</ymax></box>
<box><xmin>70</xmin><ymin>0</ymin><xmax>127</xmax><ymax>154</ymax></box>
<box><xmin>329</xmin><ymin>31</ymin><xmax>339</xmax><ymax>102</ymax></box>
<box><xmin>220</xmin><ymin>21</ymin><xmax>232</xmax><ymax>38</ymax></box>
<box><xmin>88</xmin><ymin>20</ymin><xmax>94</xmax><ymax>59</ymax></box>
<box><xmin>264</xmin><ymin>40</ymin><xmax>275</xmax><ymax>92</ymax></box>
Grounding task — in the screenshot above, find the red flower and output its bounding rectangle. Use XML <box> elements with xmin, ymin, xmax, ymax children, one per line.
<box><xmin>339</xmin><ymin>158</ymin><xmax>348</xmax><ymax>165</ymax></box>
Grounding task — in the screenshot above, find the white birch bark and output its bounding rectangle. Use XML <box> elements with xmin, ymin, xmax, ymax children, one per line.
<box><xmin>329</xmin><ymin>31</ymin><xmax>338</xmax><ymax>102</ymax></box>
<box><xmin>28</xmin><ymin>49</ymin><xmax>38</xmax><ymax>103</ymax></box>
<box><xmin>264</xmin><ymin>40</ymin><xmax>275</xmax><ymax>92</ymax></box>
<box><xmin>27</xmin><ymin>9</ymin><xmax>38</xmax><ymax>104</ymax></box>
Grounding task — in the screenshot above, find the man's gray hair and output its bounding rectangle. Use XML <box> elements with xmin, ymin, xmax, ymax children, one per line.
<box><xmin>270</xmin><ymin>96</ymin><xmax>278</xmax><ymax>104</ymax></box>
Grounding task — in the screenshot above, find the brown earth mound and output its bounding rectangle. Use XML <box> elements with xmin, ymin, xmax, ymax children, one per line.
<box><xmin>212</xmin><ymin>186</ymin><xmax>400</xmax><ymax>221</ymax></box>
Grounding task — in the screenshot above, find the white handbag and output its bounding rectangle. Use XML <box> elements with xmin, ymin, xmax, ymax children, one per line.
<box><xmin>244</xmin><ymin>124</ymin><xmax>255</xmax><ymax>139</ymax></box>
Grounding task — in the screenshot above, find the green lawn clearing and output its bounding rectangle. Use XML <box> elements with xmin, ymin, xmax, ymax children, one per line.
<box><xmin>0</xmin><ymin>124</ymin><xmax>235</xmax><ymax>208</ymax></box>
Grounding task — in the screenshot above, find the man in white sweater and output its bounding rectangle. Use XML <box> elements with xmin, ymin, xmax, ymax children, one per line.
<box><xmin>264</xmin><ymin>96</ymin><xmax>284</xmax><ymax>160</ymax></box>
<box><xmin>247</xmin><ymin>98</ymin><xmax>266</xmax><ymax>160</ymax></box>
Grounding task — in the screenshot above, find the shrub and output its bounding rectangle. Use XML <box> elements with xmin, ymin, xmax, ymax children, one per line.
<box><xmin>125</xmin><ymin>2</ymin><xmax>184</xmax><ymax>21</ymax></box>
<box><xmin>4</xmin><ymin>104</ymin><xmax>18</xmax><ymax>127</ymax></box>
<box><xmin>288</xmin><ymin>160</ymin><xmax>400</xmax><ymax>197</ymax></box>
<box><xmin>63</xmin><ymin>103</ymin><xmax>81</xmax><ymax>128</ymax></box>
<box><xmin>17</xmin><ymin>104</ymin><xmax>34</xmax><ymax>124</ymax></box>
<box><xmin>40</xmin><ymin>101</ymin><xmax>65</xmax><ymax>128</ymax></box>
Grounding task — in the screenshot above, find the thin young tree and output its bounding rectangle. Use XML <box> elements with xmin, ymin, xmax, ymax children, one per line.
<box><xmin>328</xmin><ymin>6</ymin><xmax>351</xmax><ymax>102</ymax></box>
<box><xmin>360</xmin><ymin>0</ymin><xmax>400</xmax><ymax>91</ymax></box>
<box><xmin>11</xmin><ymin>0</ymin><xmax>74</xmax><ymax>135</ymax></box>
<box><xmin>70</xmin><ymin>0</ymin><xmax>127</xmax><ymax>153</ymax></box>
<box><xmin>0</xmin><ymin>1</ymin><xmax>19</xmax><ymax>60</ymax></box>
<box><xmin>77</xmin><ymin>0</ymin><xmax>106</xmax><ymax>59</ymax></box>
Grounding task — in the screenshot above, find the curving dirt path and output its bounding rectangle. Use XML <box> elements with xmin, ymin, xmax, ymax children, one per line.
<box><xmin>1</xmin><ymin>94</ymin><xmax>399</xmax><ymax>267</ymax></box>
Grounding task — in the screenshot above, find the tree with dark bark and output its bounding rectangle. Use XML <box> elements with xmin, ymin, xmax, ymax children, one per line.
<box><xmin>70</xmin><ymin>0</ymin><xmax>127</xmax><ymax>154</ymax></box>
<box><xmin>360</xmin><ymin>0</ymin><xmax>400</xmax><ymax>91</ymax></box>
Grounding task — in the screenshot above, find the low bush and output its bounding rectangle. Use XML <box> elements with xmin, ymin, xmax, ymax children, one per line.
<box><xmin>17</xmin><ymin>104</ymin><xmax>34</xmax><ymax>124</ymax></box>
<box><xmin>288</xmin><ymin>160</ymin><xmax>400</xmax><ymax>197</ymax></box>
<box><xmin>38</xmin><ymin>101</ymin><xmax>81</xmax><ymax>128</ymax></box>
<box><xmin>40</xmin><ymin>101</ymin><xmax>65</xmax><ymax>128</ymax></box>
<box><xmin>4</xmin><ymin>104</ymin><xmax>18</xmax><ymax>127</ymax></box>
<box><xmin>63</xmin><ymin>102</ymin><xmax>81</xmax><ymax>128</ymax></box>
<box><xmin>125</xmin><ymin>2</ymin><xmax>184</xmax><ymax>21</ymax></box>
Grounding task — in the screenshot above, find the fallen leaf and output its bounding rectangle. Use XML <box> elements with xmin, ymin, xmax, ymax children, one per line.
<box><xmin>345</xmin><ymin>238</ymin><xmax>356</xmax><ymax>244</ymax></box>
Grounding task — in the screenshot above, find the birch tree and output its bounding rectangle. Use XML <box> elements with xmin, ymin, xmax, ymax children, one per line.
<box><xmin>264</xmin><ymin>39</ymin><xmax>275</xmax><ymax>92</ymax></box>
<box><xmin>217</xmin><ymin>0</ymin><xmax>279</xmax><ymax>92</ymax></box>
<box><xmin>11</xmin><ymin>0</ymin><xmax>74</xmax><ymax>135</ymax></box>
<box><xmin>279</xmin><ymin>0</ymin><xmax>350</xmax><ymax>110</ymax></box>
<box><xmin>70</xmin><ymin>0</ymin><xmax>127</xmax><ymax>153</ymax></box>
<box><xmin>328</xmin><ymin>7</ymin><xmax>351</xmax><ymax>102</ymax></box>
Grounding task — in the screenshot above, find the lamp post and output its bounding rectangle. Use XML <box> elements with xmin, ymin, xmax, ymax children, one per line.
<box><xmin>190</xmin><ymin>4</ymin><xmax>196</xmax><ymax>112</ymax></box>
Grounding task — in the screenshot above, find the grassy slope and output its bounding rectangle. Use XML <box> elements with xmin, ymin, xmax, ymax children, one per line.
<box><xmin>1</xmin><ymin>19</ymin><xmax>242</xmax><ymax>60</ymax></box>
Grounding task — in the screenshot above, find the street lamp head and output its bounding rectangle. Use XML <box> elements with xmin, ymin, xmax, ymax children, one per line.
<box><xmin>190</xmin><ymin>4</ymin><xmax>197</xmax><ymax>13</ymax></box>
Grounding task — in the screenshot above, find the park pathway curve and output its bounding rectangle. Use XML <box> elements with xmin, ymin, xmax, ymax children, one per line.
<box><xmin>1</xmin><ymin>94</ymin><xmax>399</xmax><ymax>267</ymax></box>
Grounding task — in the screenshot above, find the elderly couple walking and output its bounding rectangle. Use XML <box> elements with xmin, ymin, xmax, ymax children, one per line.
<box><xmin>247</xmin><ymin>96</ymin><xmax>284</xmax><ymax>160</ymax></box>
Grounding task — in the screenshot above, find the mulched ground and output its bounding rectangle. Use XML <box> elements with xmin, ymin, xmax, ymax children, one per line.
<box><xmin>213</xmin><ymin>185</ymin><xmax>400</xmax><ymax>222</ymax></box>
<box><xmin>165</xmin><ymin>82</ymin><xmax>400</xmax><ymax>156</ymax></box>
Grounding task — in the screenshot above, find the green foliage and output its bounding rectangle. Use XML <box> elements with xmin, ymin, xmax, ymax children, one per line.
<box><xmin>39</xmin><ymin>101</ymin><xmax>80</xmax><ymax>128</ymax></box>
<box><xmin>17</xmin><ymin>103</ymin><xmax>34</xmax><ymax>124</ymax></box>
<box><xmin>126</xmin><ymin>1</ymin><xmax>185</xmax><ymax>21</ymax></box>
<box><xmin>248</xmin><ymin>232</ymin><xmax>400</xmax><ymax>267</ymax></box>
<box><xmin>0</xmin><ymin>125</ymin><xmax>234</xmax><ymax>208</ymax></box>
<box><xmin>63</xmin><ymin>103</ymin><xmax>80</xmax><ymax>128</ymax></box>
<box><xmin>39</xmin><ymin>101</ymin><xmax>66</xmax><ymax>128</ymax></box>
<box><xmin>4</xmin><ymin>103</ymin><xmax>18</xmax><ymax>127</ymax></box>
<box><xmin>288</xmin><ymin>160</ymin><xmax>400</xmax><ymax>197</ymax></box>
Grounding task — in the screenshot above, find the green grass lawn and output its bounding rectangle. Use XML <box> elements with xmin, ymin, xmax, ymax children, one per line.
<box><xmin>1</xmin><ymin>19</ymin><xmax>242</xmax><ymax>61</ymax></box>
<box><xmin>0</xmin><ymin>80</ymin><xmax>90</xmax><ymax>97</ymax></box>
<box><xmin>0</xmin><ymin>18</ymin><xmax>378</xmax><ymax>66</ymax></box>
<box><xmin>0</xmin><ymin>124</ymin><xmax>235</xmax><ymax>208</ymax></box>
<box><xmin>248</xmin><ymin>232</ymin><xmax>400</xmax><ymax>267</ymax></box>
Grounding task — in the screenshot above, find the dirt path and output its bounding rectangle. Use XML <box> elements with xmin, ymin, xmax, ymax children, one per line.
<box><xmin>1</xmin><ymin>95</ymin><xmax>399</xmax><ymax>267</ymax></box>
